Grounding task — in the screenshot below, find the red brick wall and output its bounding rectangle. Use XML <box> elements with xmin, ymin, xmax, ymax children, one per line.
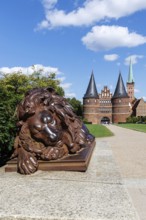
<box><xmin>127</xmin><ymin>82</ymin><xmax>134</xmax><ymax>103</ymax></box>
<box><xmin>112</xmin><ymin>97</ymin><xmax>131</xmax><ymax>123</ymax></box>
<box><xmin>83</xmin><ymin>98</ymin><xmax>99</xmax><ymax>123</ymax></box>
<box><xmin>83</xmin><ymin>94</ymin><xmax>131</xmax><ymax>124</ymax></box>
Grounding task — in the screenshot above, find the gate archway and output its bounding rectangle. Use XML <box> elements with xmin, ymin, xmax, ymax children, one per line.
<box><xmin>101</xmin><ymin>117</ymin><xmax>110</xmax><ymax>124</ymax></box>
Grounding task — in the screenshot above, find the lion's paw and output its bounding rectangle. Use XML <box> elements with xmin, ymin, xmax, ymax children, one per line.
<box><xmin>17</xmin><ymin>147</ymin><xmax>38</xmax><ymax>174</ymax></box>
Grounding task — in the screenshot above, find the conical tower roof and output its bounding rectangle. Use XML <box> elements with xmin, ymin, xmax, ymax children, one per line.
<box><xmin>112</xmin><ymin>73</ymin><xmax>129</xmax><ymax>99</ymax></box>
<box><xmin>127</xmin><ymin>58</ymin><xmax>134</xmax><ymax>83</ymax></box>
<box><xmin>84</xmin><ymin>71</ymin><xmax>99</xmax><ymax>98</ymax></box>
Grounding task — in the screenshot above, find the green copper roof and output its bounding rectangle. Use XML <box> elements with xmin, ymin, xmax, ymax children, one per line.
<box><xmin>84</xmin><ymin>71</ymin><xmax>99</xmax><ymax>98</ymax></box>
<box><xmin>127</xmin><ymin>58</ymin><xmax>134</xmax><ymax>83</ymax></box>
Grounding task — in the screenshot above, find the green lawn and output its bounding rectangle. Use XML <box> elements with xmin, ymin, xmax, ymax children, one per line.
<box><xmin>85</xmin><ymin>124</ymin><xmax>113</xmax><ymax>138</ymax></box>
<box><xmin>116</xmin><ymin>123</ymin><xmax>146</xmax><ymax>133</ymax></box>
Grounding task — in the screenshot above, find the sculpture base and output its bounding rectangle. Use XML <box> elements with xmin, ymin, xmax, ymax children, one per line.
<box><xmin>5</xmin><ymin>141</ymin><xmax>95</xmax><ymax>173</ymax></box>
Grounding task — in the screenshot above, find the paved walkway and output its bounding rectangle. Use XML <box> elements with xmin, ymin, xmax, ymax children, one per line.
<box><xmin>103</xmin><ymin>124</ymin><xmax>146</xmax><ymax>220</ymax></box>
<box><xmin>0</xmin><ymin>124</ymin><xmax>145</xmax><ymax>219</ymax></box>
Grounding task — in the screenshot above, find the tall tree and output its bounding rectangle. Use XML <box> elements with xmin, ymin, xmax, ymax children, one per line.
<box><xmin>0</xmin><ymin>71</ymin><xmax>64</xmax><ymax>155</ymax></box>
<box><xmin>67</xmin><ymin>97</ymin><xmax>83</xmax><ymax>117</ymax></box>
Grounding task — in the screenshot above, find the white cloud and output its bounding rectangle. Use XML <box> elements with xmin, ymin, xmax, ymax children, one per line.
<box><xmin>37</xmin><ymin>0</ymin><xmax>146</xmax><ymax>29</ymax></box>
<box><xmin>60</xmin><ymin>82</ymin><xmax>72</xmax><ymax>89</ymax></box>
<box><xmin>104</xmin><ymin>54</ymin><xmax>119</xmax><ymax>61</ymax></box>
<box><xmin>82</xmin><ymin>25</ymin><xmax>146</xmax><ymax>51</ymax></box>
<box><xmin>0</xmin><ymin>64</ymin><xmax>76</xmax><ymax>98</ymax></box>
<box><xmin>42</xmin><ymin>0</ymin><xmax>58</xmax><ymax>10</ymax></box>
<box><xmin>60</xmin><ymin>83</ymin><xmax>76</xmax><ymax>98</ymax></box>
<box><xmin>143</xmin><ymin>96</ymin><xmax>146</xmax><ymax>101</ymax></box>
<box><xmin>0</xmin><ymin>64</ymin><xmax>60</xmax><ymax>76</ymax></box>
<box><xmin>60</xmin><ymin>81</ymin><xmax>76</xmax><ymax>98</ymax></box>
<box><xmin>57</xmin><ymin>76</ymin><xmax>66</xmax><ymax>82</ymax></box>
<box><xmin>124</xmin><ymin>55</ymin><xmax>144</xmax><ymax>65</ymax></box>
<box><xmin>65</xmin><ymin>93</ymin><xmax>76</xmax><ymax>98</ymax></box>
<box><xmin>135</xmin><ymin>88</ymin><xmax>140</xmax><ymax>93</ymax></box>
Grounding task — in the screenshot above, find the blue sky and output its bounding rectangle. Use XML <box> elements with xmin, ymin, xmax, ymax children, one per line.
<box><xmin>0</xmin><ymin>0</ymin><xmax>146</xmax><ymax>101</ymax></box>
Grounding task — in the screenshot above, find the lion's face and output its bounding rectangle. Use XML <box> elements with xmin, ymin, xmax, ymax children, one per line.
<box><xmin>27</xmin><ymin>109</ymin><xmax>62</xmax><ymax>147</ymax></box>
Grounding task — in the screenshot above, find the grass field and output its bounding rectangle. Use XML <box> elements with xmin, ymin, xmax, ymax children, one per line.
<box><xmin>117</xmin><ymin>123</ymin><xmax>146</xmax><ymax>133</ymax></box>
<box><xmin>85</xmin><ymin>124</ymin><xmax>113</xmax><ymax>138</ymax></box>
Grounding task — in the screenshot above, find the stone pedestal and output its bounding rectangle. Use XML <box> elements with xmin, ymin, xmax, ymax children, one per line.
<box><xmin>5</xmin><ymin>142</ymin><xmax>95</xmax><ymax>173</ymax></box>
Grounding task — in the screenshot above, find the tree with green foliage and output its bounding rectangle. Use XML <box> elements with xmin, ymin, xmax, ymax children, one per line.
<box><xmin>126</xmin><ymin>116</ymin><xmax>137</xmax><ymax>123</ymax></box>
<box><xmin>126</xmin><ymin>115</ymin><xmax>146</xmax><ymax>123</ymax></box>
<box><xmin>67</xmin><ymin>97</ymin><xmax>83</xmax><ymax>116</ymax></box>
<box><xmin>0</xmin><ymin>70</ymin><xmax>64</xmax><ymax>155</ymax></box>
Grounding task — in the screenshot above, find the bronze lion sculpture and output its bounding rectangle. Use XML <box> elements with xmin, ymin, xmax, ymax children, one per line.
<box><xmin>12</xmin><ymin>87</ymin><xmax>95</xmax><ymax>174</ymax></box>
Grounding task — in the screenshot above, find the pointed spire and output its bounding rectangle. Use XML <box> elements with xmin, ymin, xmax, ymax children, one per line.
<box><xmin>127</xmin><ymin>58</ymin><xmax>134</xmax><ymax>83</ymax></box>
<box><xmin>112</xmin><ymin>73</ymin><xmax>129</xmax><ymax>98</ymax></box>
<box><xmin>84</xmin><ymin>71</ymin><xmax>99</xmax><ymax>98</ymax></box>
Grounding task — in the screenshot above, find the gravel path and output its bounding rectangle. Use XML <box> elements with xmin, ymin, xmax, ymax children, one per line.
<box><xmin>102</xmin><ymin>124</ymin><xmax>146</xmax><ymax>220</ymax></box>
<box><xmin>0</xmin><ymin>124</ymin><xmax>145</xmax><ymax>220</ymax></box>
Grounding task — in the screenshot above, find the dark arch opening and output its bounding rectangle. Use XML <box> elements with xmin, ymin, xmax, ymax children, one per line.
<box><xmin>101</xmin><ymin>117</ymin><xmax>110</xmax><ymax>124</ymax></box>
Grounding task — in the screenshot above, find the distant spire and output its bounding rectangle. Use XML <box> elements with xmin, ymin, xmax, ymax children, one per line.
<box><xmin>84</xmin><ymin>71</ymin><xmax>99</xmax><ymax>98</ymax></box>
<box><xmin>112</xmin><ymin>73</ymin><xmax>129</xmax><ymax>98</ymax></box>
<box><xmin>127</xmin><ymin>58</ymin><xmax>134</xmax><ymax>83</ymax></box>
